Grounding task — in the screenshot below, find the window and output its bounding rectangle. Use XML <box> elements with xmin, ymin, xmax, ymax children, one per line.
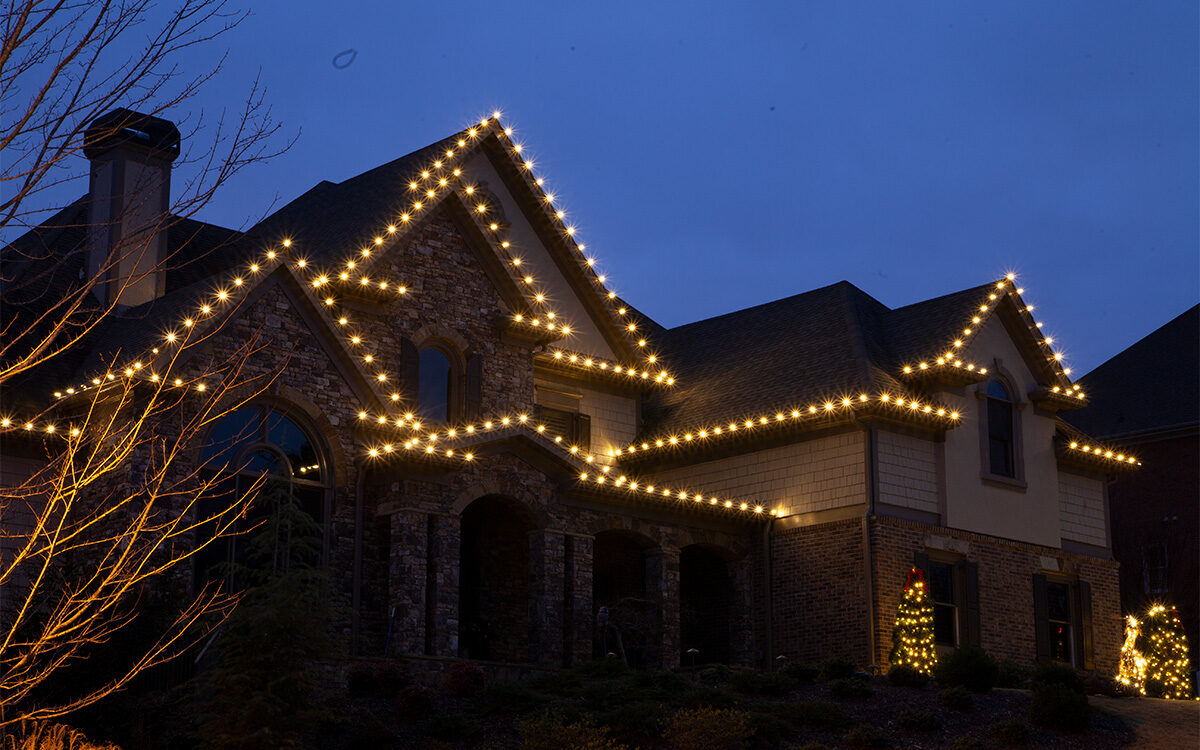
<box><xmin>1033</xmin><ymin>573</ymin><xmax>1093</xmax><ymax>668</ymax></box>
<box><xmin>985</xmin><ymin>379</ymin><xmax>1015</xmax><ymax>477</ymax></box>
<box><xmin>196</xmin><ymin>406</ymin><xmax>329</xmax><ymax>590</ymax></box>
<box><xmin>1143</xmin><ymin>543</ymin><xmax>1168</xmax><ymax>594</ymax></box>
<box><xmin>535</xmin><ymin>404</ymin><xmax>591</xmax><ymax>451</ymax></box>
<box><xmin>1045</xmin><ymin>581</ymin><xmax>1073</xmax><ymax>664</ymax></box>
<box><xmin>928</xmin><ymin>561</ymin><xmax>958</xmax><ymax>647</ymax></box>
<box><xmin>418</xmin><ymin>348</ymin><xmax>452</xmax><ymax>422</ymax></box>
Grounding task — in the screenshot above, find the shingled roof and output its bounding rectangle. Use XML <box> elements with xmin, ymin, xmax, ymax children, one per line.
<box><xmin>1065</xmin><ymin>304</ymin><xmax>1200</xmax><ymax>440</ymax></box>
<box><xmin>641</xmin><ymin>280</ymin><xmax>996</xmax><ymax>436</ymax></box>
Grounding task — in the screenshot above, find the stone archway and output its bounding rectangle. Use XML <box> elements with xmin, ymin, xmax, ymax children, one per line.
<box><xmin>680</xmin><ymin>545</ymin><xmax>733</xmax><ymax>666</ymax></box>
<box><xmin>458</xmin><ymin>495</ymin><xmax>534</xmax><ymax>662</ymax></box>
<box><xmin>593</xmin><ymin>530</ymin><xmax>661</xmax><ymax>668</ymax></box>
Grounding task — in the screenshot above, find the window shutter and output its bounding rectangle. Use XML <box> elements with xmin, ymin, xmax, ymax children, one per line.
<box><xmin>1033</xmin><ymin>573</ymin><xmax>1050</xmax><ymax>662</ymax></box>
<box><xmin>573</xmin><ymin>413</ymin><xmax>591</xmax><ymax>452</ymax></box>
<box><xmin>1075</xmin><ymin>580</ymin><xmax>1094</xmax><ymax>671</ymax></box>
<box><xmin>958</xmin><ymin>560</ymin><xmax>982</xmax><ymax>648</ymax></box>
<box><xmin>400</xmin><ymin>338</ymin><xmax>419</xmax><ymax>405</ymax></box>
<box><xmin>465</xmin><ymin>353</ymin><xmax>483</xmax><ymax>420</ymax></box>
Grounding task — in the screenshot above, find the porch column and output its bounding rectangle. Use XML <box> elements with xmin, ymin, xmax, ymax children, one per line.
<box><xmin>565</xmin><ymin>533</ymin><xmax>595</xmax><ymax>667</ymax></box>
<box><xmin>387</xmin><ymin>509</ymin><xmax>428</xmax><ymax>656</ymax></box>
<box><xmin>528</xmin><ymin>528</ymin><xmax>566</xmax><ymax>667</ymax></box>
<box><xmin>648</xmin><ymin>544</ymin><xmax>682</xmax><ymax>669</ymax></box>
<box><xmin>728</xmin><ymin>555</ymin><xmax>755</xmax><ymax>667</ymax></box>
<box><xmin>430</xmin><ymin>513</ymin><xmax>461</xmax><ymax>657</ymax></box>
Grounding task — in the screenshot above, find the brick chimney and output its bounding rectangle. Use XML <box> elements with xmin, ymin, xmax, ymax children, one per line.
<box><xmin>84</xmin><ymin>109</ymin><xmax>180</xmax><ymax>307</ymax></box>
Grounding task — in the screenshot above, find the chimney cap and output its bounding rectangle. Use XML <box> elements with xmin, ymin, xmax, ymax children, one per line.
<box><xmin>84</xmin><ymin>108</ymin><xmax>180</xmax><ymax>162</ymax></box>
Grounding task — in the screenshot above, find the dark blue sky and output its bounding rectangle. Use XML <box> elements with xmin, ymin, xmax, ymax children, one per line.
<box><xmin>70</xmin><ymin>2</ymin><xmax>1200</xmax><ymax>374</ymax></box>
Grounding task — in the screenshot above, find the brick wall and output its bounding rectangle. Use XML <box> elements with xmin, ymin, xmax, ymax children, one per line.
<box><xmin>876</xmin><ymin>430</ymin><xmax>939</xmax><ymax>516</ymax></box>
<box><xmin>769</xmin><ymin>518</ymin><xmax>871</xmax><ymax>667</ymax></box>
<box><xmin>653</xmin><ymin>431</ymin><xmax>866</xmax><ymax>516</ymax></box>
<box><xmin>1057</xmin><ymin>472</ymin><xmax>1108</xmax><ymax>548</ymax></box>
<box><xmin>869</xmin><ymin>515</ymin><xmax>1121</xmax><ymax>673</ymax></box>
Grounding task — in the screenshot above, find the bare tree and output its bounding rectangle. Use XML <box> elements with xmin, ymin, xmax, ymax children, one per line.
<box><xmin>0</xmin><ymin>0</ymin><xmax>292</xmax><ymax>730</ymax></box>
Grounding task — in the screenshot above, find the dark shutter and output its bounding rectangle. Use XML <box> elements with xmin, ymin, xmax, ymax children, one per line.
<box><xmin>400</xmin><ymin>337</ymin><xmax>419</xmax><ymax>405</ymax></box>
<box><xmin>1033</xmin><ymin>573</ymin><xmax>1050</xmax><ymax>662</ymax></box>
<box><xmin>573</xmin><ymin>413</ymin><xmax>591</xmax><ymax>452</ymax></box>
<box><xmin>1075</xmin><ymin>580</ymin><xmax>1094</xmax><ymax>671</ymax></box>
<box><xmin>957</xmin><ymin>560</ymin><xmax>982</xmax><ymax>648</ymax></box>
<box><xmin>465</xmin><ymin>353</ymin><xmax>483</xmax><ymax>420</ymax></box>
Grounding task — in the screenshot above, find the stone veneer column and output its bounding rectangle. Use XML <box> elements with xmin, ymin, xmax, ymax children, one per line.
<box><xmin>648</xmin><ymin>545</ymin><xmax>682</xmax><ymax>669</ymax></box>
<box><xmin>387</xmin><ymin>509</ymin><xmax>428</xmax><ymax>656</ymax></box>
<box><xmin>728</xmin><ymin>555</ymin><xmax>755</xmax><ymax>667</ymax></box>
<box><xmin>430</xmin><ymin>513</ymin><xmax>461</xmax><ymax>657</ymax></box>
<box><xmin>527</xmin><ymin>529</ymin><xmax>566</xmax><ymax>667</ymax></box>
<box><xmin>566</xmin><ymin>533</ymin><xmax>594</xmax><ymax>666</ymax></box>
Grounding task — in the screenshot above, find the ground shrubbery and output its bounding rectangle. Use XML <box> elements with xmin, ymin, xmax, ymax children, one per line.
<box><xmin>938</xmin><ymin>685</ymin><xmax>974</xmax><ymax>711</ymax></box>
<box><xmin>844</xmin><ymin>724</ymin><xmax>889</xmax><ymax>747</ymax></box>
<box><xmin>887</xmin><ymin>664</ymin><xmax>930</xmax><ymax>688</ymax></box>
<box><xmin>897</xmin><ymin>708</ymin><xmax>939</xmax><ymax>731</ymax></box>
<box><xmin>1030</xmin><ymin>663</ymin><xmax>1090</xmax><ymax>732</ymax></box>
<box><xmin>820</xmin><ymin>658</ymin><xmax>857</xmax><ymax>680</ymax></box>
<box><xmin>520</xmin><ymin>711</ymin><xmax>624</xmax><ymax>750</ymax></box>
<box><xmin>990</xmin><ymin>718</ymin><xmax>1032</xmax><ymax>745</ymax></box>
<box><xmin>663</xmin><ymin>707</ymin><xmax>753</xmax><ymax>750</ymax></box>
<box><xmin>442</xmin><ymin>661</ymin><xmax>487</xmax><ymax>696</ymax></box>
<box><xmin>730</xmin><ymin>669</ymin><xmax>795</xmax><ymax>696</ymax></box>
<box><xmin>936</xmin><ymin>647</ymin><xmax>1000</xmax><ymax>692</ymax></box>
<box><xmin>829</xmin><ymin>677</ymin><xmax>873</xmax><ymax>700</ymax></box>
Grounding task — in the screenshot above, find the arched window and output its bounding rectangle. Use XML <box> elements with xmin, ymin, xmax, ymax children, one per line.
<box><xmin>985</xmin><ymin>379</ymin><xmax>1015</xmax><ymax>477</ymax></box>
<box><xmin>196</xmin><ymin>405</ymin><xmax>329</xmax><ymax>589</ymax></box>
<box><xmin>419</xmin><ymin>347</ymin><xmax>453</xmax><ymax>423</ymax></box>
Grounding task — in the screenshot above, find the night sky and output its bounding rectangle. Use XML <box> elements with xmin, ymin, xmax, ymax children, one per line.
<box><xmin>35</xmin><ymin>2</ymin><xmax>1200</xmax><ymax>375</ymax></box>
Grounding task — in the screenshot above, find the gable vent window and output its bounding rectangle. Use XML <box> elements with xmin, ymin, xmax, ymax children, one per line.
<box><xmin>535</xmin><ymin>404</ymin><xmax>591</xmax><ymax>452</ymax></box>
<box><xmin>1143</xmin><ymin>543</ymin><xmax>1168</xmax><ymax>594</ymax></box>
<box><xmin>986</xmin><ymin>380</ymin><xmax>1015</xmax><ymax>477</ymax></box>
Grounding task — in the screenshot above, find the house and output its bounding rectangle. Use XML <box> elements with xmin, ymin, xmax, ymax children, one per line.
<box><xmin>1</xmin><ymin>110</ymin><xmax>1142</xmax><ymax>677</ymax></box>
<box><xmin>1065</xmin><ymin>305</ymin><xmax>1199</xmax><ymax>669</ymax></box>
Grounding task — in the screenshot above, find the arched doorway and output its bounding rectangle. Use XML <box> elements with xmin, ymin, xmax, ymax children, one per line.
<box><xmin>593</xmin><ymin>530</ymin><xmax>659</xmax><ymax>668</ymax></box>
<box><xmin>458</xmin><ymin>495</ymin><xmax>533</xmax><ymax>662</ymax></box>
<box><xmin>680</xmin><ymin>545</ymin><xmax>733</xmax><ymax>665</ymax></box>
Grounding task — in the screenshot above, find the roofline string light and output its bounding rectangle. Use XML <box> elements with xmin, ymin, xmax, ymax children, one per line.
<box><xmin>1066</xmin><ymin>441</ymin><xmax>1140</xmax><ymax>466</ymax></box>
<box><xmin>901</xmin><ymin>275</ymin><xmax>1084</xmax><ymax>399</ymax></box>
<box><xmin>614</xmin><ymin>392</ymin><xmax>961</xmax><ymax>459</ymax></box>
<box><xmin>361</xmin><ymin>433</ymin><xmax>775</xmax><ymax>518</ymax></box>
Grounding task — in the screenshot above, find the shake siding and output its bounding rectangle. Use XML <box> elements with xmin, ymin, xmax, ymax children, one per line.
<box><xmin>577</xmin><ymin>387</ymin><xmax>637</xmax><ymax>466</ymax></box>
<box><xmin>1058</xmin><ymin>473</ymin><xmax>1108</xmax><ymax>548</ymax></box>
<box><xmin>876</xmin><ymin>430</ymin><xmax>939</xmax><ymax>515</ymax></box>
<box><xmin>651</xmin><ymin>432</ymin><xmax>866</xmax><ymax>515</ymax></box>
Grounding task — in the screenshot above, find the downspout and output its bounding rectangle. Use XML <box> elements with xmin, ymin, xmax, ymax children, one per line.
<box><xmin>762</xmin><ymin>516</ymin><xmax>774</xmax><ymax>670</ymax></box>
<box><xmin>351</xmin><ymin>466</ymin><xmax>366</xmax><ymax>654</ymax></box>
<box><xmin>859</xmin><ymin>418</ymin><xmax>878</xmax><ymax>668</ymax></box>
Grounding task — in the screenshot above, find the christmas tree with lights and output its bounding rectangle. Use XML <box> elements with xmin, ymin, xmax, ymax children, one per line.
<box><xmin>1115</xmin><ymin>615</ymin><xmax>1146</xmax><ymax>695</ymax></box>
<box><xmin>1138</xmin><ymin>605</ymin><xmax>1193</xmax><ymax>700</ymax></box>
<box><xmin>889</xmin><ymin>568</ymin><xmax>937</xmax><ymax>675</ymax></box>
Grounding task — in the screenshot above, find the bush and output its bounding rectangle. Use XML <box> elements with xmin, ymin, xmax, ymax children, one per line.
<box><xmin>782</xmin><ymin>663</ymin><xmax>820</xmax><ymax>684</ymax></box>
<box><xmin>346</xmin><ymin>660</ymin><xmax>410</xmax><ymax>698</ymax></box>
<box><xmin>528</xmin><ymin>670</ymin><xmax>583</xmax><ymax>694</ymax></box>
<box><xmin>597</xmin><ymin>701</ymin><xmax>663</xmax><ymax>744</ymax></box>
<box><xmin>520</xmin><ymin>712</ymin><xmax>625</xmax><ymax>750</ymax></box>
<box><xmin>395</xmin><ymin>684</ymin><xmax>435</xmax><ymax>719</ymax></box>
<box><xmin>441</xmin><ymin>661</ymin><xmax>486</xmax><ymax>697</ymax></box>
<box><xmin>425</xmin><ymin>714</ymin><xmax>481</xmax><ymax>742</ymax></box>
<box><xmin>663</xmin><ymin>707</ymin><xmax>752</xmax><ymax>750</ymax></box>
<box><xmin>844</xmin><ymin>724</ymin><xmax>889</xmax><ymax>748</ymax></box>
<box><xmin>949</xmin><ymin>738</ymin><xmax>989</xmax><ymax>750</ymax></box>
<box><xmin>1083</xmin><ymin>673</ymin><xmax>1121</xmax><ymax>697</ymax></box>
<box><xmin>632</xmin><ymin>669</ymin><xmax>689</xmax><ymax>696</ymax></box>
<box><xmin>773</xmin><ymin>700</ymin><xmax>854</xmax><ymax>730</ymax></box>
<box><xmin>746</xmin><ymin>711</ymin><xmax>792</xmax><ymax>746</ymax></box>
<box><xmin>1031</xmin><ymin>683</ymin><xmax>1090</xmax><ymax>732</ymax></box>
<box><xmin>1032</xmin><ymin>662</ymin><xmax>1084</xmax><ymax>694</ymax></box>
<box><xmin>480</xmin><ymin>682</ymin><xmax>551</xmax><ymax>715</ymax></box>
<box><xmin>3</xmin><ymin>723</ymin><xmax>120</xmax><ymax>750</ymax></box>
<box><xmin>584</xmin><ymin>679</ymin><xmax>644</xmax><ymax>711</ymax></box>
<box><xmin>897</xmin><ymin>709</ymin><xmax>939</xmax><ymax>731</ymax></box>
<box><xmin>829</xmin><ymin>677</ymin><xmax>873</xmax><ymax>699</ymax></box>
<box><xmin>820</xmin><ymin>658</ymin><xmax>856</xmax><ymax>680</ymax></box>
<box><xmin>887</xmin><ymin>664</ymin><xmax>929</xmax><ymax>688</ymax></box>
<box><xmin>699</xmin><ymin>664</ymin><xmax>732</xmax><ymax>684</ymax></box>
<box><xmin>679</xmin><ymin>687</ymin><xmax>741</xmax><ymax>710</ymax></box>
<box><xmin>996</xmin><ymin>660</ymin><xmax>1031</xmax><ymax>689</ymax></box>
<box><xmin>796</xmin><ymin>745</ymin><xmax>831</xmax><ymax>750</ymax></box>
<box><xmin>575</xmin><ymin>658</ymin><xmax>629</xmax><ymax>679</ymax></box>
<box><xmin>730</xmin><ymin>669</ymin><xmax>795</xmax><ymax>696</ymax></box>
<box><xmin>938</xmin><ymin>686</ymin><xmax>973</xmax><ymax>711</ymax></box>
<box><xmin>936</xmin><ymin>647</ymin><xmax>1000</xmax><ymax>692</ymax></box>
<box><xmin>991</xmin><ymin>718</ymin><xmax>1032</xmax><ymax>745</ymax></box>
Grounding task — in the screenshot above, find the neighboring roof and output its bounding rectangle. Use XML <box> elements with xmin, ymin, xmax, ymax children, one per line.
<box><xmin>1066</xmin><ymin>305</ymin><xmax>1200</xmax><ymax>440</ymax></box>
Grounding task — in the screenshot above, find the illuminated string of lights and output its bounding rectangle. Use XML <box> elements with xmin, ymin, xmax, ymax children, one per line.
<box><xmin>1137</xmin><ymin>605</ymin><xmax>1193</xmax><ymax>700</ymax></box>
<box><xmin>1116</xmin><ymin>615</ymin><xmax>1147</xmax><ymax>694</ymax></box>
<box><xmin>361</xmin><ymin>426</ymin><xmax>775</xmax><ymax>517</ymax></box>
<box><xmin>889</xmin><ymin>568</ymin><xmax>937</xmax><ymax>675</ymax></box>
<box><xmin>614</xmin><ymin>393</ymin><xmax>962</xmax><ymax>459</ymax></box>
<box><xmin>901</xmin><ymin>275</ymin><xmax>1084</xmax><ymax>397</ymax></box>
<box><xmin>1065</xmin><ymin>441</ymin><xmax>1140</xmax><ymax>466</ymax></box>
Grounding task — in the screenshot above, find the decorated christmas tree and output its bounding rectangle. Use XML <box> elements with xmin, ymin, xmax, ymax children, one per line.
<box><xmin>1138</xmin><ymin>605</ymin><xmax>1193</xmax><ymax>700</ymax></box>
<box><xmin>889</xmin><ymin>568</ymin><xmax>937</xmax><ymax>675</ymax></box>
<box><xmin>1115</xmin><ymin>615</ymin><xmax>1147</xmax><ymax>695</ymax></box>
